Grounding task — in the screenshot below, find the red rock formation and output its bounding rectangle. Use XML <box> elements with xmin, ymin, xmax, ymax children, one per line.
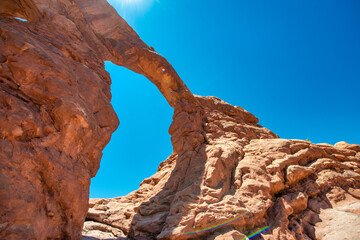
<box><xmin>0</xmin><ymin>0</ymin><xmax>190</xmax><ymax>239</ymax></box>
<box><xmin>84</xmin><ymin>96</ymin><xmax>360</xmax><ymax>240</ymax></box>
<box><xmin>1</xmin><ymin>1</ymin><xmax>359</xmax><ymax>240</ymax></box>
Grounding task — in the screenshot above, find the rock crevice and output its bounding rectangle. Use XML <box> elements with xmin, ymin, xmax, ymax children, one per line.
<box><xmin>0</xmin><ymin>1</ymin><xmax>359</xmax><ymax>240</ymax></box>
<box><xmin>0</xmin><ymin>0</ymin><xmax>189</xmax><ymax>238</ymax></box>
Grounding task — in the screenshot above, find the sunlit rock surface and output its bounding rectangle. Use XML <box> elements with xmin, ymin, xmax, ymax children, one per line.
<box><xmin>85</xmin><ymin>96</ymin><xmax>360</xmax><ymax>240</ymax></box>
<box><xmin>0</xmin><ymin>0</ymin><xmax>188</xmax><ymax>239</ymax></box>
<box><xmin>0</xmin><ymin>0</ymin><xmax>359</xmax><ymax>240</ymax></box>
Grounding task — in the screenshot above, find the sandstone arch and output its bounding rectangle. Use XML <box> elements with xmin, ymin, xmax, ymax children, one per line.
<box><xmin>1</xmin><ymin>1</ymin><xmax>359</xmax><ymax>240</ymax></box>
<box><xmin>0</xmin><ymin>0</ymin><xmax>196</xmax><ymax>238</ymax></box>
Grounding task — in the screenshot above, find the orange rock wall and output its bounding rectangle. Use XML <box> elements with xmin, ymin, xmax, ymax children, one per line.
<box><xmin>85</xmin><ymin>96</ymin><xmax>360</xmax><ymax>240</ymax></box>
<box><xmin>1</xmin><ymin>1</ymin><xmax>359</xmax><ymax>240</ymax></box>
<box><xmin>0</xmin><ymin>0</ymin><xmax>190</xmax><ymax>238</ymax></box>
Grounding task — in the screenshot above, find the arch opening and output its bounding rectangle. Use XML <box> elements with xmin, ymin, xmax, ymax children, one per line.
<box><xmin>14</xmin><ymin>17</ymin><xmax>27</xmax><ymax>21</ymax></box>
<box><xmin>0</xmin><ymin>0</ymin><xmax>42</xmax><ymax>22</ymax></box>
<box><xmin>89</xmin><ymin>61</ymin><xmax>174</xmax><ymax>198</ymax></box>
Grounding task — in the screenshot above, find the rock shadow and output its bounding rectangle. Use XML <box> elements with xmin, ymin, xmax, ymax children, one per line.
<box><xmin>128</xmin><ymin>140</ymin><xmax>208</xmax><ymax>239</ymax></box>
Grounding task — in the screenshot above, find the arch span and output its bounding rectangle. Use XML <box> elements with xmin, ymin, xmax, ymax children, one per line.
<box><xmin>0</xmin><ymin>0</ymin><xmax>197</xmax><ymax>238</ymax></box>
<box><xmin>76</xmin><ymin>0</ymin><xmax>195</xmax><ymax>108</ymax></box>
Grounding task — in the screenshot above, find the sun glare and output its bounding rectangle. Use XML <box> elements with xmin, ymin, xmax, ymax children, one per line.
<box><xmin>107</xmin><ymin>0</ymin><xmax>156</xmax><ymax>21</ymax></box>
<box><xmin>120</xmin><ymin>0</ymin><xmax>143</xmax><ymax>7</ymax></box>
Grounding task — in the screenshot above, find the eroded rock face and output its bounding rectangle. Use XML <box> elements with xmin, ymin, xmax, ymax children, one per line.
<box><xmin>0</xmin><ymin>9</ymin><xmax>117</xmax><ymax>240</ymax></box>
<box><xmin>84</xmin><ymin>96</ymin><xmax>360</xmax><ymax>240</ymax></box>
<box><xmin>1</xmin><ymin>0</ymin><xmax>359</xmax><ymax>240</ymax></box>
<box><xmin>0</xmin><ymin>0</ymin><xmax>190</xmax><ymax>239</ymax></box>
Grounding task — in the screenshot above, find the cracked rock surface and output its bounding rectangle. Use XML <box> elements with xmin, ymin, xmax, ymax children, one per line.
<box><xmin>85</xmin><ymin>96</ymin><xmax>360</xmax><ymax>240</ymax></box>
<box><xmin>0</xmin><ymin>1</ymin><xmax>359</xmax><ymax>240</ymax></box>
<box><xmin>1</xmin><ymin>0</ymin><xmax>191</xmax><ymax>239</ymax></box>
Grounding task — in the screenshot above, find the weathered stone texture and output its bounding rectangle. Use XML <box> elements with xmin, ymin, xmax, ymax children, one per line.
<box><xmin>0</xmin><ymin>0</ymin><xmax>188</xmax><ymax>239</ymax></box>
<box><xmin>0</xmin><ymin>1</ymin><xmax>359</xmax><ymax>240</ymax></box>
<box><xmin>85</xmin><ymin>96</ymin><xmax>360</xmax><ymax>240</ymax></box>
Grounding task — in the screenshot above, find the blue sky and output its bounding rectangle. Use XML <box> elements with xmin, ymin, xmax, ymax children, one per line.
<box><xmin>90</xmin><ymin>0</ymin><xmax>360</xmax><ymax>198</ymax></box>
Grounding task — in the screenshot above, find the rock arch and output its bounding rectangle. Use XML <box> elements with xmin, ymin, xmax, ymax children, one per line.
<box><xmin>1</xmin><ymin>1</ymin><xmax>359</xmax><ymax>240</ymax></box>
<box><xmin>0</xmin><ymin>0</ymin><xmax>196</xmax><ymax>238</ymax></box>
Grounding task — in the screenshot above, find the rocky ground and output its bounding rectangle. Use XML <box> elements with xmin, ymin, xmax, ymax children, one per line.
<box><xmin>83</xmin><ymin>96</ymin><xmax>360</xmax><ymax>240</ymax></box>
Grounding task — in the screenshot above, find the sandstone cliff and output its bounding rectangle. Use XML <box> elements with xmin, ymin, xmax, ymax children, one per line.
<box><xmin>0</xmin><ymin>0</ymin><xmax>190</xmax><ymax>239</ymax></box>
<box><xmin>0</xmin><ymin>1</ymin><xmax>359</xmax><ymax>240</ymax></box>
<box><xmin>84</xmin><ymin>95</ymin><xmax>360</xmax><ymax>240</ymax></box>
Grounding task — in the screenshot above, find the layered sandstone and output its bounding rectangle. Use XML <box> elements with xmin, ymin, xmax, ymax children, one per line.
<box><xmin>0</xmin><ymin>0</ymin><xmax>359</xmax><ymax>240</ymax></box>
<box><xmin>84</xmin><ymin>96</ymin><xmax>360</xmax><ymax>240</ymax></box>
<box><xmin>0</xmin><ymin>0</ymin><xmax>190</xmax><ymax>239</ymax></box>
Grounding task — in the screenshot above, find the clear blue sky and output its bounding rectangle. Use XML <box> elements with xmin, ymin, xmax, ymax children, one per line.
<box><xmin>90</xmin><ymin>0</ymin><xmax>360</xmax><ymax>198</ymax></box>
